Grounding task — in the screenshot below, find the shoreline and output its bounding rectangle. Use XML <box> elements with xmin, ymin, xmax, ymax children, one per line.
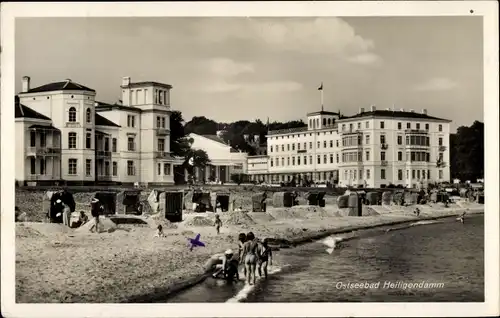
<box><xmin>123</xmin><ymin>207</ymin><xmax>484</xmax><ymax>303</ymax></box>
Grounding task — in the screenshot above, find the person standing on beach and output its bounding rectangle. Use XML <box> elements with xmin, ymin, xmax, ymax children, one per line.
<box><xmin>214</xmin><ymin>214</ymin><xmax>223</xmax><ymax>234</ymax></box>
<box><xmin>237</xmin><ymin>233</ymin><xmax>247</xmax><ymax>278</ymax></box>
<box><xmin>89</xmin><ymin>198</ymin><xmax>104</xmax><ymax>233</ymax></box>
<box><xmin>62</xmin><ymin>201</ymin><xmax>71</xmax><ymax>227</ymax></box>
<box><xmin>258</xmin><ymin>239</ymin><xmax>273</xmax><ymax>279</ymax></box>
<box><xmin>242</xmin><ymin>232</ymin><xmax>259</xmax><ymax>285</ymax></box>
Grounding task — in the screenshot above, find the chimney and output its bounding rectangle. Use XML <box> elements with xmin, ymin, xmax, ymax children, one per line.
<box><xmin>370</xmin><ymin>105</ymin><xmax>376</xmax><ymax>112</ymax></box>
<box><xmin>422</xmin><ymin>109</ymin><xmax>427</xmax><ymax>115</ymax></box>
<box><xmin>410</xmin><ymin>109</ymin><xmax>415</xmax><ymax>113</ymax></box>
<box><xmin>359</xmin><ymin>107</ymin><xmax>365</xmax><ymax>114</ymax></box>
<box><xmin>22</xmin><ymin>76</ymin><xmax>30</xmax><ymax>93</ymax></box>
<box><xmin>122</xmin><ymin>76</ymin><xmax>131</xmax><ymax>87</ymax></box>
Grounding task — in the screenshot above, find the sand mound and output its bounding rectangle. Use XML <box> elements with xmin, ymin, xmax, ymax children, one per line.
<box><xmin>224</xmin><ymin>211</ymin><xmax>257</xmax><ymax>227</ymax></box>
<box><xmin>148</xmin><ymin>214</ymin><xmax>178</xmax><ymax>229</ymax></box>
<box><xmin>16</xmin><ymin>224</ymin><xmax>45</xmax><ymax>238</ymax></box>
<box><xmin>362</xmin><ymin>206</ymin><xmax>380</xmax><ymax>216</ymax></box>
<box><xmin>268</xmin><ymin>207</ymin><xmax>312</xmax><ymax>219</ymax></box>
<box><xmin>247</xmin><ymin>212</ymin><xmax>275</xmax><ymax>223</ymax></box>
<box><xmin>75</xmin><ymin>217</ymin><xmax>117</xmax><ymax>233</ymax></box>
<box><xmin>184</xmin><ymin>216</ymin><xmax>213</xmax><ymax>227</ymax></box>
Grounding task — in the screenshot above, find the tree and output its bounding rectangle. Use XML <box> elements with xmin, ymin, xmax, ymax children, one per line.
<box><xmin>184</xmin><ymin>116</ymin><xmax>219</xmax><ymax>135</ymax></box>
<box><xmin>170</xmin><ymin>110</ymin><xmax>192</xmax><ymax>158</ymax></box>
<box><xmin>450</xmin><ymin>120</ymin><xmax>484</xmax><ymax>181</ymax></box>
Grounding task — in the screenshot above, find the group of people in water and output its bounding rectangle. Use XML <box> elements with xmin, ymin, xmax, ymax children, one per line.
<box><xmin>211</xmin><ymin>231</ymin><xmax>273</xmax><ymax>285</ymax></box>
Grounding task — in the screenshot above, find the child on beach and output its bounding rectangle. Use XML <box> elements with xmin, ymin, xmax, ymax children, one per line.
<box><xmin>238</xmin><ymin>233</ymin><xmax>247</xmax><ymax>278</ymax></box>
<box><xmin>155</xmin><ymin>224</ymin><xmax>165</xmax><ymax>238</ymax></box>
<box><xmin>258</xmin><ymin>239</ymin><xmax>273</xmax><ymax>279</ymax></box>
<box><xmin>214</xmin><ymin>214</ymin><xmax>223</xmax><ymax>234</ymax></box>
<box><xmin>89</xmin><ymin>197</ymin><xmax>104</xmax><ymax>233</ymax></box>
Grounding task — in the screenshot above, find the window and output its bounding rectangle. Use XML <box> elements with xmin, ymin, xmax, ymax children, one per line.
<box><xmin>428</xmin><ymin>170</ymin><xmax>431</xmax><ymax>179</ymax></box>
<box><xmin>323</xmin><ymin>118</ymin><xmax>326</xmax><ymax>126</ymax></box>
<box><xmin>381</xmin><ymin>151</ymin><xmax>386</xmax><ymax>161</ymax></box>
<box><xmin>68</xmin><ymin>107</ymin><xmax>77</xmax><ymax>122</ymax></box>
<box><xmin>161</xmin><ymin>117</ymin><xmax>166</xmax><ymax>128</ymax></box>
<box><xmin>85</xmin><ymin>159</ymin><xmax>92</xmax><ymax>176</ymax></box>
<box><xmin>412</xmin><ymin>169</ymin><xmax>416</xmax><ymax>179</ymax></box>
<box><xmin>30</xmin><ymin>158</ymin><xmax>36</xmax><ymax>174</ymax></box>
<box><xmin>297</xmin><ymin>143</ymin><xmax>300</xmax><ymax>150</ymax></box>
<box><xmin>292</xmin><ymin>144</ymin><xmax>295</xmax><ymax>151</ymax></box>
<box><xmin>303</xmin><ymin>142</ymin><xmax>307</xmax><ymax>150</ymax></box>
<box><xmin>275</xmin><ymin>145</ymin><xmax>279</xmax><ymax>152</ymax></box>
<box><xmin>127</xmin><ymin>161</ymin><xmax>135</xmax><ymax>176</ymax></box>
<box><xmin>309</xmin><ymin>156</ymin><xmax>312</xmax><ymax>164</ymax></box>
<box><xmin>336</xmin><ymin>140</ymin><xmax>339</xmax><ymax>147</ymax></box>
<box><xmin>30</xmin><ymin>131</ymin><xmax>36</xmax><ymax>147</ymax></box>
<box><xmin>275</xmin><ymin>158</ymin><xmax>279</xmax><ymax>167</ymax></box>
<box><xmin>281</xmin><ymin>158</ymin><xmax>285</xmax><ymax>166</ymax></box>
<box><xmin>365</xmin><ymin>134</ymin><xmax>370</xmax><ymax>144</ymax></box>
<box><xmin>330</xmin><ymin>154</ymin><xmax>334</xmax><ymax>163</ymax></box>
<box><xmin>398</xmin><ymin>169</ymin><xmax>403</xmax><ymax>181</ymax></box>
<box><xmin>406</xmin><ymin>170</ymin><xmax>409</xmax><ymax>179</ymax></box>
<box><xmin>164</xmin><ymin>163</ymin><xmax>171</xmax><ymax>175</ymax></box>
<box><xmin>158</xmin><ymin>138</ymin><xmax>165</xmax><ymax>152</ymax></box>
<box><xmin>156</xmin><ymin>116</ymin><xmax>161</xmax><ymax>128</ymax></box>
<box><xmin>425</xmin><ymin>123</ymin><xmax>429</xmax><ymax>130</ymax></box>
<box><xmin>357</xmin><ymin>122</ymin><xmax>361</xmax><ymax>129</ymax></box>
<box><xmin>438</xmin><ymin>124</ymin><xmax>443</xmax><ymax>132</ymax></box>
<box><xmin>317</xmin><ymin>155</ymin><xmax>321</xmax><ymax>164</ymax></box>
<box><xmin>438</xmin><ymin>137</ymin><xmax>443</xmax><ymax>146</ymax></box>
<box><xmin>83</xmin><ymin>133</ymin><xmax>91</xmax><ymax>149</ymax></box>
<box><xmin>422</xmin><ymin>170</ymin><xmax>426</xmax><ymax>179</ymax></box>
<box><xmin>113</xmin><ymin>162</ymin><xmax>118</xmax><ymax>176</ymax></box>
<box><xmin>281</xmin><ymin>145</ymin><xmax>284</xmax><ymax>151</ymax></box>
<box><xmin>349</xmin><ymin>124</ymin><xmax>353</xmax><ymax>131</ymax></box>
<box><xmin>128</xmin><ymin>137</ymin><xmax>135</xmax><ymax>151</ymax></box>
<box><xmin>104</xmin><ymin>161</ymin><xmax>110</xmax><ymax>176</ymax></box>
<box><xmin>127</xmin><ymin>115</ymin><xmax>136</xmax><ymax>128</ymax></box>
<box><xmin>86</xmin><ymin>108</ymin><xmax>92</xmax><ymax>123</ymax></box>
<box><xmin>287</xmin><ymin>144</ymin><xmax>290</xmax><ymax>151</ymax></box>
<box><xmin>398</xmin><ymin>151</ymin><xmax>403</xmax><ymax>161</ymax></box>
<box><xmin>416</xmin><ymin>123</ymin><xmax>420</xmax><ymax>130</ymax></box>
<box><xmin>397</xmin><ymin>135</ymin><xmax>403</xmax><ymax>145</ymax></box>
<box><xmin>323</xmin><ymin>141</ymin><xmax>327</xmax><ymax>148</ymax></box>
<box><xmin>417</xmin><ymin>170</ymin><xmax>421</xmax><ymax>179</ymax></box>
<box><xmin>323</xmin><ymin>155</ymin><xmax>327</xmax><ymax>164</ymax></box>
<box><xmin>39</xmin><ymin>158</ymin><xmax>46</xmax><ymax>175</ymax></box>
<box><xmin>397</xmin><ymin>122</ymin><xmax>402</xmax><ymax>130</ymax></box>
<box><xmin>104</xmin><ymin>137</ymin><xmax>109</xmax><ymax>151</ymax></box>
<box><xmin>304</xmin><ymin>156</ymin><xmax>307</xmax><ymax>165</ymax></box>
<box><xmin>68</xmin><ymin>132</ymin><xmax>77</xmax><ymax>149</ymax></box>
<box><xmin>380</xmin><ymin>121</ymin><xmax>385</xmax><ymax>129</ymax></box>
<box><xmin>68</xmin><ymin>159</ymin><xmax>77</xmax><ymax>175</ymax></box>
<box><xmin>366</xmin><ymin>151</ymin><xmax>370</xmax><ymax>161</ymax></box>
<box><xmin>112</xmin><ymin>138</ymin><xmax>117</xmax><ymax>152</ymax></box>
<box><xmin>336</xmin><ymin>154</ymin><xmax>339</xmax><ymax>163</ymax></box>
<box><xmin>365</xmin><ymin>121</ymin><xmax>369</xmax><ymax>129</ymax></box>
<box><xmin>342</xmin><ymin>124</ymin><xmax>345</xmax><ymax>131</ymax></box>
<box><xmin>380</xmin><ymin>135</ymin><xmax>386</xmax><ymax>144</ymax></box>
<box><xmin>381</xmin><ymin>169</ymin><xmax>386</xmax><ymax>180</ymax></box>
<box><xmin>407</xmin><ymin>122</ymin><xmax>411</xmax><ymax>129</ymax></box>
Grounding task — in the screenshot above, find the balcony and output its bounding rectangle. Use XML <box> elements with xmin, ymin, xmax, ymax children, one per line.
<box><xmin>341</xmin><ymin>129</ymin><xmax>362</xmax><ymax>136</ymax></box>
<box><xmin>381</xmin><ymin>160</ymin><xmax>388</xmax><ymax>166</ymax></box>
<box><xmin>26</xmin><ymin>174</ymin><xmax>59</xmax><ymax>181</ymax></box>
<box><xmin>405</xmin><ymin>129</ymin><xmax>428</xmax><ymax>134</ymax></box>
<box><xmin>439</xmin><ymin>145</ymin><xmax>447</xmax><ymax>151</ymax></box>
<box><xmin>155</xmin><ymin>128</ymin><xmax>170</xmax><ymax>136</ymax></box>
<box><xmin>380</xmin><ymin>143</ymin><xmax>388</xmax><ymax>150</ymax></box>
<box><xmin>96</xmin><ymin>150</ymin><xmax>111</xmax><ymax>158</ymax></box>
<box><xmin>155</xmin><ymin>151</ymin><xmax>170</xmax><ymax>159</ymax></box>
<box><xmin>436</xmin><ymin>161</ymin><xmax>447</xmax><ymax>168</ymax></box>
<box><xmin>26</xmin><ymin>146</ymin><xmax>61</xmax><ymax>157</ymax></box>
<box><xmin>65</xmin><ymin>122</ymin><xmax>81</xmax><ymax>128</ymax></box>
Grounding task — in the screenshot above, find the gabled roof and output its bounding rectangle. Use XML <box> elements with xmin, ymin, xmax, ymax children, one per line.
<box><xmin>338</xmin><ymin>110</ymin><xmax>451</xmax><ymax>122</ymax></box>
<box><xmin>15</xmin><ymin>102</ymin><xmax>51</xmax><ymax>120</ymax></box>
<box><xmin>95</xmin><ymin>114</ymin><xmax>120</xmax><ymax>127</ymax></box>
<box><xmin>267</xmin><ymin>126</ymin><xmax>308</xmax><ymax>136</ymax></box>
<box><xmin>28</xmin><ymin>124</ymin><xmax>60</xmax><ymax>131</ymax></box>
<box><xmin>21</xmin><ymin>79</ymin><xmax>95</xmax><ymax>94</ymax></box>
<box><xmin>201</xmin><ymin>134</ymin><xmax>229</xmax><ymax>145</ymax></box>
<box><xmin>95</xmin><ymin>101</ymin><xmax>141</xmax><ymax>113</ymax></box>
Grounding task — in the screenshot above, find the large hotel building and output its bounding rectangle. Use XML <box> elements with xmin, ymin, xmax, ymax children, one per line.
<box><xmin>248</xmin><ymin>106</ymin><xmax>451</xmax><ymax>188</ymax></box>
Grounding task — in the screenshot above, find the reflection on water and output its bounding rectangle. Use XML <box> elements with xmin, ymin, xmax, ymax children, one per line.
<box><xmin>248</xmin><ymin>215</ymin><xmax>484</xmax><ymax>302</ymax></box>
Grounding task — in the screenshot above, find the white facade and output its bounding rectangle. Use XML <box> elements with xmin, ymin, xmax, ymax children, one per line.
<box><xmin>247</xmin><ymin>155</ymin><xmax>269</xmax><ymax>181</ymax></box>
<box><xmin>188</xmin><ymin>133</ymin><xmax>248</xmax><ymax>183</ymax></box>
<box><xmin>15</xmin><ymin>76</ymin><xmax>182</xmax><ymax>186</ymax></box>
<box><xmin>254</xmin><ymin>107</ymin><xmax>451</xmax><ymax>188</ymax></box>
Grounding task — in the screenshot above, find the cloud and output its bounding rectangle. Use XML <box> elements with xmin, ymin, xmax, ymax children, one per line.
<box><xmin>347</xmin><ymin>52</ymin><xmax>382</xmax><ymax>66</ymax></box>
<box><xmin>192</xmin><ymin>17</ymin><xmax>380</xmax><ymax>61</ymax></box>
<box><xmin>206</xmin><ymin>58</ymin><xmax>255</xmax><ymax>77</ymax></box>
<box><xmin>413</xmin><ymin>77</ymin><xmax>458</xmax><ymax>91</ymax></box>
<box><xmin>203</xmin><ymin>80</ymin><xmax>303</xmax><ymax>93</ymax></box>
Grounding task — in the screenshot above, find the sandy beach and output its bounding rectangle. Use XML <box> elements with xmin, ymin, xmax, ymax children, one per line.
<box><xmin>15</xmin><ymin>188</ymin><xmax>483</xmax><ymax>303</ymax></box>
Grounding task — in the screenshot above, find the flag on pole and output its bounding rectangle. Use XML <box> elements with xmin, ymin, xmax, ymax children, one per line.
<box><xmin>318</xmin><ymin>82</ymin><xmax>323</xmax><ymax>91</ymax></box>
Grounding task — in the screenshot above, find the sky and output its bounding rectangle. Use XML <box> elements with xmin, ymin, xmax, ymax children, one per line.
<box><xmin>15</xmin><ymin>17</ymin><xmax>483</xmax><ymax>131</ymax></box>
